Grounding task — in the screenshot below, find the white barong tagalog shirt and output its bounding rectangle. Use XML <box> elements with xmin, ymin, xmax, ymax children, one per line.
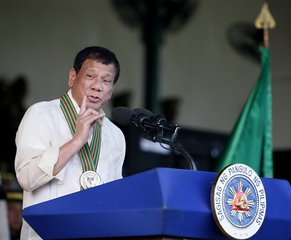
<box><xmin>15</xmin><ymin>91</ymin><xmax>126</xmax><ymax>240</ymax></box>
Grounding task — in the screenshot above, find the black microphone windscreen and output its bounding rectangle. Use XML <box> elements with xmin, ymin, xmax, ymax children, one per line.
<box><xmin>111</xmin><ymin>107</ymin><xmax>135</xmax><ymax>126</ymax></box>
<box><xmin>133</xmin><ymin>108</ymin><xmax>154</xmax><ymax>117</ymax></box>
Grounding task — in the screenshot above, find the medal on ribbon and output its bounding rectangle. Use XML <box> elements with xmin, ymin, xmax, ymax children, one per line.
<box><xmin>60</xmin><ymin>92</ymin><xmax>103</xmax><ymax>189</ymax></box>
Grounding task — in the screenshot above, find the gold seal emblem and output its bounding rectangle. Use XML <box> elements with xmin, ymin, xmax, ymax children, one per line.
<box><xmin>211</xmin><ymin>164</ymin><xmax>266</xmax><ymax>239</ymax></box>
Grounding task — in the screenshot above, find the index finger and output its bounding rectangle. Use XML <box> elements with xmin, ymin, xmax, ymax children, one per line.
<box><xmin>79</xmin><ymin>95</ymin><xmax>86</xmax><ymax>115</ymax></box>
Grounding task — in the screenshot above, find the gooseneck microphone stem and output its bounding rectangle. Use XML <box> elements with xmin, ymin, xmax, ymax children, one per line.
<box><xmin>170</xmin><ymin>143</ymin><xmax>197</xmax><ymax>171</ymax></box>
<box><xmin>145</xmin><ymin>126</ymin><xmax>197</xmax><ymax>171</ymax></box>
<box><xmin>111</xmin><ymin>107</ymin><xmax>198</xmax><ymax>171</ymax></box>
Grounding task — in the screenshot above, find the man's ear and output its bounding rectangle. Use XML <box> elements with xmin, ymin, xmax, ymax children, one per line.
<box><xmin>68</xmin><ymin>68</ymin><xmax>76</xmax><ymax>88</ymax></box>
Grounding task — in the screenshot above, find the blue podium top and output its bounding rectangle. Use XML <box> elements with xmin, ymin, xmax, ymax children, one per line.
<box><xmin>22</xmin><ymin>168</ymin><xmax>291</xmax><ymax>239</ymax></box>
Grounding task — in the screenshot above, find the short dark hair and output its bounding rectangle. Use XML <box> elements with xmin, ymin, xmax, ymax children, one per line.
<box><xmin>73</xmin><ymin>46</ymin><xmax>120</xmax><ymax>83</ymax></box>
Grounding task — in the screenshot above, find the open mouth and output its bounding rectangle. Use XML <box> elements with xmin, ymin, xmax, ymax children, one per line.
<box><xmin>88</xmin><ymin>95</ymin><xmax>101</xmax><ymax>103</ymax></box>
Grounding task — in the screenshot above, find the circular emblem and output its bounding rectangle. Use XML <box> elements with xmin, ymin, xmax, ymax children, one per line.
<box><xmin>80</xmin><ymin>171</ymin><xmax>103</xmax><ymax>189</ymax></box>
<box><xmin>211</xmin><ymin>164</ymin><xmax>267</xmax><ymax>239</ymax></box>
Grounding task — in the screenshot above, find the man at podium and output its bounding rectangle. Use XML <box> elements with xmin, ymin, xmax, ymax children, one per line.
<box><xmin>14</xmin><ymin>46</ymin><xmax>126</xmax><ymax>240</ymax></box>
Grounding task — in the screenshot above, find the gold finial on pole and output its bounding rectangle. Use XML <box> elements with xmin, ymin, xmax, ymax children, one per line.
<box><xmin>255</xmin><ymin>2</ymin><xmax>276</xmax><ymax>47</ymax></box>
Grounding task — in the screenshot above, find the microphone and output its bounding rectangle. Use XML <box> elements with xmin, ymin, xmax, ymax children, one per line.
<box><xmin>111</xmin><ymin>106</ymin><xmax>197</xmax><ymax>171</ymax></box>
<box><xmin>111</xmin><ymin>107</ymin><xmax>180</xmax><ymax>143</ymax></box>
<box><xmin>134</xmin><ymin>108</ymin><xmax>167</xmax><ymax>126</ymax></box>
<box><xmin>131</xmin><ymin>108</ymin><xmax>155</xmax><ymax>129</ymax></box>
<box><xmin>111</xmin><ymin>106</ymin><xmax>134</xmax><ymax>126</ymax></box>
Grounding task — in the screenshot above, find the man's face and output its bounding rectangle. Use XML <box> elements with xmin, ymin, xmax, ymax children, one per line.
<box><xmin>69</xmin><ymin>59</ymin><xmax>116</xmax><ymax>111</ymax></box>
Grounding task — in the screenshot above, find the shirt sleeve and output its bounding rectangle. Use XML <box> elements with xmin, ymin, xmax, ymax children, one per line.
<box><xmin>15</xmin><ymin>103</ymin><xmax>64</xmax><ymax>192</ymax></box>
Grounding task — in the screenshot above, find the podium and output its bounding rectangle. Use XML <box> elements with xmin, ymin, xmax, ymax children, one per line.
<box><xmin>22</xmin><ymin>168</ymin><xmax>291</xmax><ymax>239</ymax></box>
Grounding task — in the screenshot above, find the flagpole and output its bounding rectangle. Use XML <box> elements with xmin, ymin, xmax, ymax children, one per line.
<box><xmin>255</xmin><ymin>2</ymin><xmax>276</xmax><ymax>47</ymax></box>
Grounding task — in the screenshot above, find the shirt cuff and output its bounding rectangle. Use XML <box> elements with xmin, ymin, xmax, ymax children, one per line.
<box><xmin>38</xmin><ymin>148</ymin><xmax>65</xmax><ymax>183</ymax></box>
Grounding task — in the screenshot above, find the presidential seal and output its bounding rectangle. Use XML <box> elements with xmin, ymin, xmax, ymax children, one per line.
<box><xmin>80</xmin><ymin>171</ymin><xmax>103</xmax><ymax>189</ymax></box>
<box><xmin>211</xmin><ymin>163</ymin><xmax>267</xmax><ymax>239</ymax></box>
